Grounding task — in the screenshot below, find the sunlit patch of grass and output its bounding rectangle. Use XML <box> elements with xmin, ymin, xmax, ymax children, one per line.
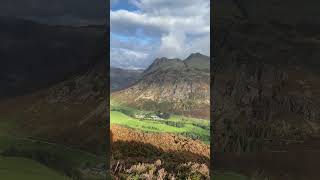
<box><xmin>110</xmin><ymin>107</ymin><xmax>210</xmax><ymax>144</ymax></box>
<box><xmin>0</xmin><ymin>156</ymin><xmax>71</xmax><ymax>180</ymax></box>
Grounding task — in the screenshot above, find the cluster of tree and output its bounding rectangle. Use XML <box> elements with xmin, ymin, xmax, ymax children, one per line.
<box><xmin>164</xmin><ymin>121</ymin><xmax>184</xmax><ymax>128</ymax></box>
<box><xmin>156</xmin><ymin>111</ymin><xmax>171</xmax><ymax>119</ymax></box>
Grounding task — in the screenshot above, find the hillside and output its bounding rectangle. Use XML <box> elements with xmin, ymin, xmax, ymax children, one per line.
<box><xmin>213</xmin><ymin>0</ymin><xmax>320</xmax><ymax>179</ymax></box>
<box><xmin>213</xmin><ymin>0</ymin><xmax>320</xmax><ymax>153</ymax></box>
<box><xmin>110</xmin><ymin>125</ymin><xmax>209</xmax><ymax>179</ymax></box>
<box><xmin>0</xmin><ymin>17</ymin><xmax>107</xmax><ymax>180</ymax></box>
<box><xmin>112</xmin><ymin>53</ymin><xmax>210</xmax><ymax>119</ymax></box>
<box><xmin>0</xmin><ymin>16</ymin><xmax>105</xmax><ymax>98</ymax></box>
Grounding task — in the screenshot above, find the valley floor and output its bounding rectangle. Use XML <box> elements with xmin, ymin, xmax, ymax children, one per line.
<box><xmin>110</xmin><ymin>97</ymin><xmax>211</xmax><ymax>178</ymax></box>
<box><xmin>110</xmin><ymin>99</ymin><xmax>210</xmax><ymax>144</ymax></box>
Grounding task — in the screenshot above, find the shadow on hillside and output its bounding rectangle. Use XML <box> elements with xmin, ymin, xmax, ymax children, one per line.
<box><xmin>213</xmin><ymin>150</ymin><xmax>320</xmax><ymax>180</ymax></box>
<box><xmin>112</xmin><ymin>140</ymin><xmax>209</xmax><ymax>171</ymax></box>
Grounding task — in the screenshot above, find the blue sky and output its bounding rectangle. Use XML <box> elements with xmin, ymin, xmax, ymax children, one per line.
<box><xmin>110</xmin><ymin>0</ymin><xmax>210</xmax><ymax>69</ymax></box>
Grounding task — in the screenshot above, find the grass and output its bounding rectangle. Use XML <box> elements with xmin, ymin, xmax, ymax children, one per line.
<box><xmin>0</xmin><ymin>135</ymin><xmax>105</xmax><ymax>180</ymax></box>
<box><xmin>110</xmin><ymin>99</ymin><xmax>210</xmax><ymax>144</ymax></box>
<box><xmin>0</xmin><ymin>156</ymin><xmax>71</xmax><ymax>180</ymax></box>
<box><xmin>0</xmin><ymin>136</ymin><xmax>101</xmax><ymax>164</ymax></box>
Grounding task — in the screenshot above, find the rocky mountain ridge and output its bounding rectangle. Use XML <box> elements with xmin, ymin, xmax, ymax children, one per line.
<box><xmin>112</xmin><ymin>53</ymin><xmax>210</xmax><ymax>118</ymax></box>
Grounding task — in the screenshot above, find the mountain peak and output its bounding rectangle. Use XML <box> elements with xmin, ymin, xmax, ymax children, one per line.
<box><xmin>185</xmin><ymin>53</ymin><xmax>208</xmax><ymax>61</ymax></box>
<box><xmin>143</xmin><ymin>57</ymin><xmax>184</xmax><ymax>75</ymax></box>
<box><xmin>154</xmin><ymin>57</ymin><xmax>182</xmax><ymax>63</ymax></box>
<box><xmin>184</xmin><ymin>53</ymin><xmax>210</xmax><ymax>70</ymax></box>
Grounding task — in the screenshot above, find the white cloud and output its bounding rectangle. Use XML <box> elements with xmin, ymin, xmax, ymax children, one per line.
<box><xmin>157</xmin><ymin>29</ymin><xmax>186</xmax><ymax>58</ymax></box>
<box><xmin>111</xmin><ymin>9</ymin><xmax>209</xmax><ymax>36</ymax></box>
<box><xmin>111</xmin><ymin>0</ymin><xmax>210</xmax><ymax>69</ymax></box>
<box><xmin>111</xmin><ymin>48</ymin><xmax>151</xmax><ymax>69</ymax></box>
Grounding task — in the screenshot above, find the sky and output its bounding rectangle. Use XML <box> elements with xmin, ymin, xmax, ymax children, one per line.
<box><xmin>111</xmin><ymin>0</ymin><xmax>210</xmax><ymax>69</ymax></box>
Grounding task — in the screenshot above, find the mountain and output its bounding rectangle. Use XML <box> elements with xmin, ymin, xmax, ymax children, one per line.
<box><xmin>213</xmin><ymin>0</ymin><xmax>320</xmax><ymax>179</ymax></box>
<box><xmin>112</xmin><ymin>53</ymin><xmax>210</xmax><ymax>119</ymax></box>
<box><xmin>110</xmin><ymin>67</ymin><xmax>143</xmax><ymax>92</ymax></box>
<box><xmin>213</xmin><ymin>0</ymin><xmax>320</xmax><ymax>152</ymax></box>
<box><xmin>0</xmin><ymin>17</ymin><xmax>107</xmax><ymax>178</ymax></box>
<box><xmin>184</xmin><ymin>53</ymin><xmax>211</xmax><ymax>71</ymax></box>
<box><xmin>0</xmin><ymin>16</ymin><xmax>105</xmax><ymax>98</ymax></box>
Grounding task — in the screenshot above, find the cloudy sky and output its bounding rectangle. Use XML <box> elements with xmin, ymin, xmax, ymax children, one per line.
<box><xmin>111</xmin><ymin>0</ymin><xmax>210</xmax><ymax>69</ymax></box>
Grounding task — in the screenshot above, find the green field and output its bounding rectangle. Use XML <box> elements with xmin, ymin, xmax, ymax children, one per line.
<box><xmin>0</xmin><ymin>135</ymin><xmax>105</xmax><ymax>180</ymax></box>
<box><xmin>110</xmin><ymin>99</ymin><xmax>210</xmax><ymax>144</ymax></box>
<box><xmin>0</xmin><ymin>156</ymin><xmax>71</xmax><ymax>180</ymax></box>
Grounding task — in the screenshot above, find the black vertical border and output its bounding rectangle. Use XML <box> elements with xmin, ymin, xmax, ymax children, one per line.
<box><xmin>105</xmin><ymin>0</ymin><xmax>111</xmax><ymax>179</ymax></box>
<box><xmin>210</xmin><ymin>0</ymin><xmax>215</xmax><ymax>178</ymax></box>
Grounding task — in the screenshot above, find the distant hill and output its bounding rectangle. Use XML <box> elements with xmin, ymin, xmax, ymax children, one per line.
<box><xmin>112</xmin><ymin>53</ymin><xmax>210</xmax><ymax>119</ymax></box>
<box><xmin>110</xmin><ymin>67</ymin><xmax>143</xmax><ymax>92</ymax></box>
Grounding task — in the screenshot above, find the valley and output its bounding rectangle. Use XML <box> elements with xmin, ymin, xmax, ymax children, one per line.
<box><xmin>110</xmin><ymin>53</ymin><xmax>211</xmax><ymax>179</ymax></box>
<box><xmin>110</xmin><ymin>98</ymin><xmax>210</xmax><ymax>144</ymax></box>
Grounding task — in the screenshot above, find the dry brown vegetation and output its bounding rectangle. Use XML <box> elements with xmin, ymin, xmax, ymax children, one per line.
<box><xmin>110</xmin><ymin>125</ymin><xmax>210</xmax><ymax>179</ymax></box>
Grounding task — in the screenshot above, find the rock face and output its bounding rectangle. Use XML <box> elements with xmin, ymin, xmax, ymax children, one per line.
<box><xmin>112</xmin><ymin>53</ymin><xmax>210</xmax><ymax>119</ymax></box>
<box><xmin>0</xmin><ymin>17</ymin><xmax>105</xmax><ymax>98</ymax></box>
<box><xmin>213</xmin><ymin>0</ymin><xmax>320</xmax><ymax>152</ymax></box>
